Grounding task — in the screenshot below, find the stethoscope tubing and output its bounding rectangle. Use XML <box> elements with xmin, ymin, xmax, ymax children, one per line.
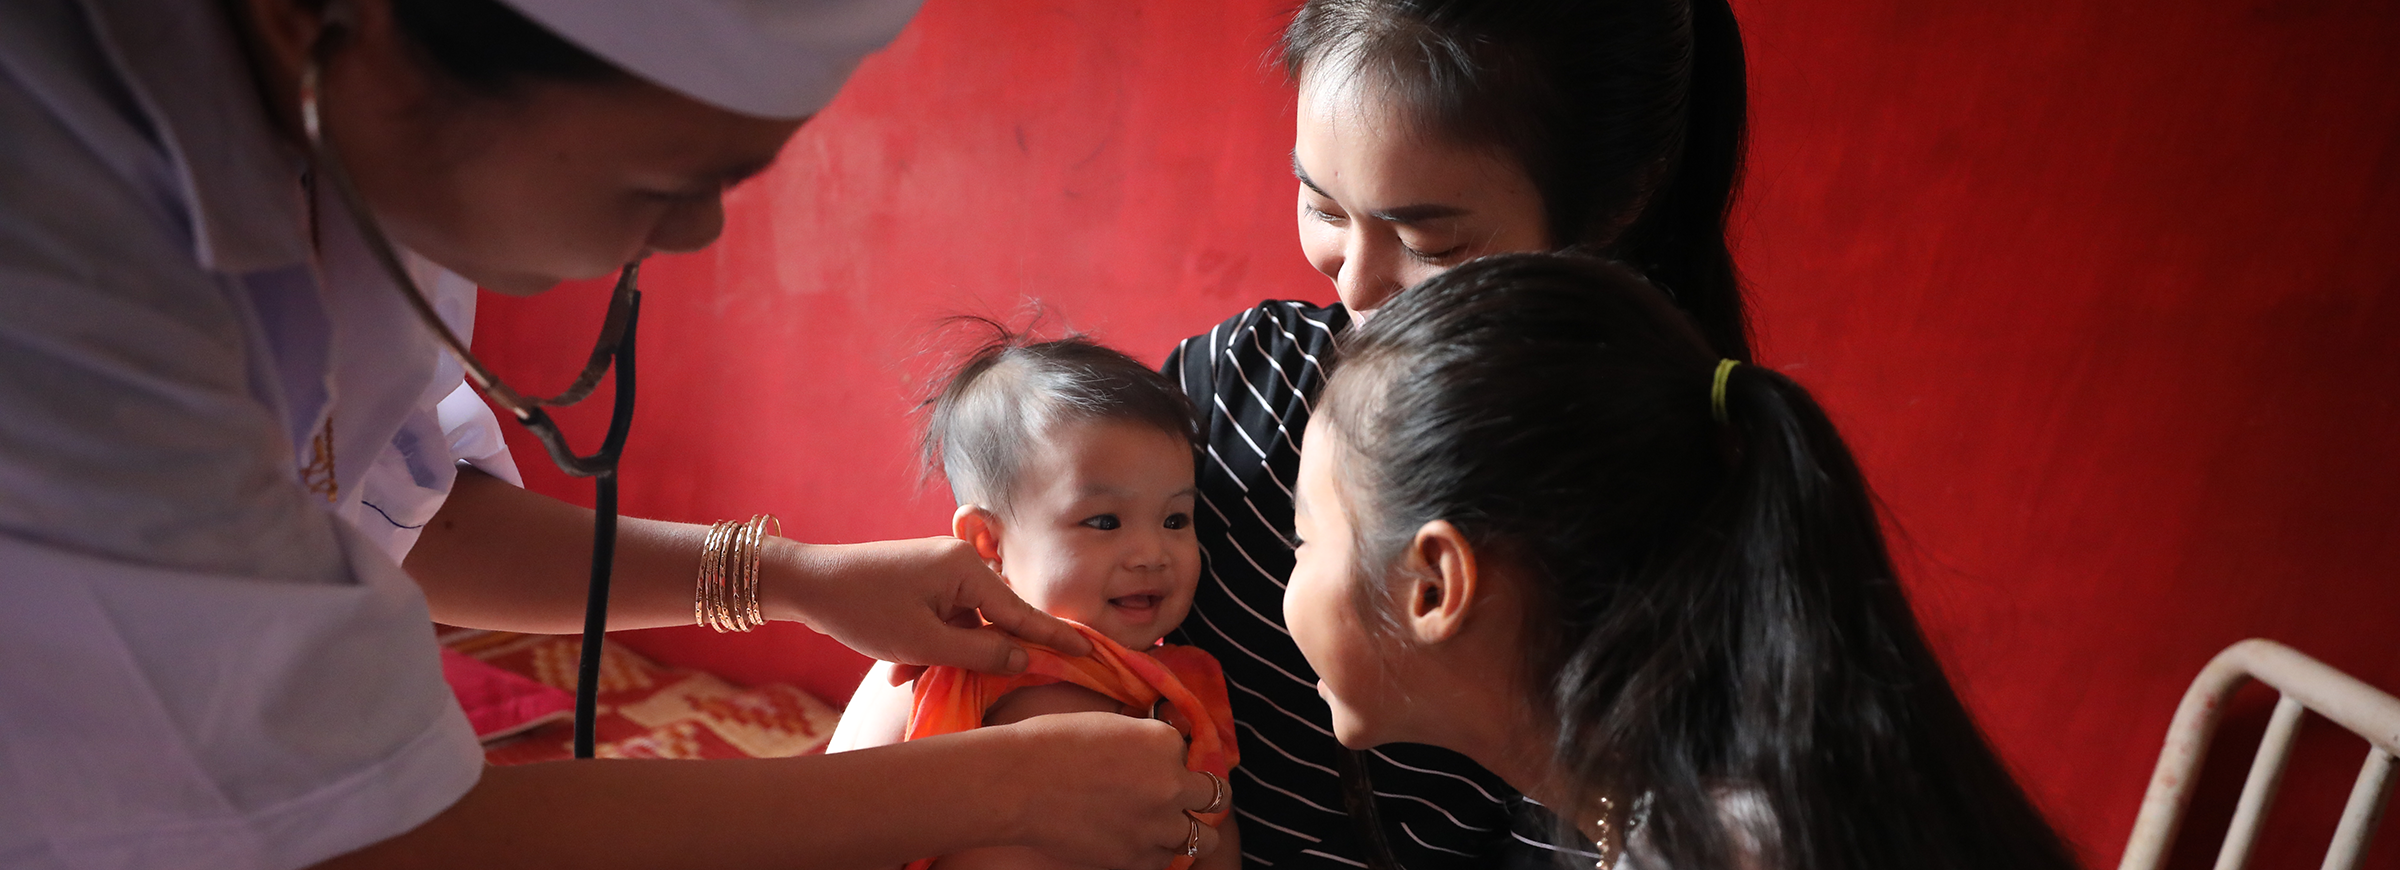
<box><xmin>300</xmin><ymin>33</ymin><xmax>639</xmax><ymax>760</ymax></box>
<box><xmin>570</xmin><ymin>296</ymin><xmax>639</xmax><ymax>758</ymax></box>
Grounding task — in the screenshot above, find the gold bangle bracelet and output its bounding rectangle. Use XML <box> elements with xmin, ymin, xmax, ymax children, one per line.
<box><xmin>696</xmin><ymin>515</ymin><xmax>777</xmax><ymax>632</ymax></box>
<box><xmin>743</xmin><ymin>515</ymin><xmax>778</xmax><ymax>629</ymax></box>
<box><xmin>697</xmin><ymin>520</ymin><xmax>729</xmax><ymax>631</ymax></box>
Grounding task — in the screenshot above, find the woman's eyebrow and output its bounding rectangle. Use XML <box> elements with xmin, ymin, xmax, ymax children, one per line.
<box><xmin>1291</xmin><ymin>153</ymin><xmax>1333</xmax><ymax>199</ymax></box>
<box><xmin>1371</xmin><ymin>203</ymin><xmax>1470</xmax><ymax>224</ymax></box>
<box><xmin>1292</xmin><ymin>153</ymin><xmax>1470</xmax><ymax>224</ymax></box>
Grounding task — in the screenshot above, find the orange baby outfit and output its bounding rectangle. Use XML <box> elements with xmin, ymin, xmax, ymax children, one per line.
<box><xmin>902</xmin><ymin>621</ymin><xmax>1238</xmax><ymax>870</ymax></box>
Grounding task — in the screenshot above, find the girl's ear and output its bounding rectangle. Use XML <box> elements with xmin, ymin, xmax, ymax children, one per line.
<box><xmin>951</xmin><ymin>504</ymin><xmax>1005</xmax><ymax>570</ymax></box>
<box><xmin>1401</xmin><ymin>520</ymin><xmax>1479</xmax><ymax>644</ymax></box>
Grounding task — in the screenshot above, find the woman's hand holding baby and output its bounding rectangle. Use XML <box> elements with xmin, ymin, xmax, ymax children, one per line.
<box><xmin>976</xmin><ymin>712</ymin><xmax>1225</xmax><ymax>869</ymax></box>
<box><xmin>764</xmin><ymin>536</ymin><xmax>1094</xmax><ymax>678</ymax></box>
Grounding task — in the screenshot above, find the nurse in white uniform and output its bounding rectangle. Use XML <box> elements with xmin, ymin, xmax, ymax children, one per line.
<box><xmin>0</xmin><ymin>0</ymin><xmax>1225</xmax><ymax>868</ymax></box>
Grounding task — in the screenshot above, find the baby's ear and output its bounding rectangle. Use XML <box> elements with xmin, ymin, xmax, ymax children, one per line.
<box><xmin>951</xmin><ymin>504</ymin><xmax>1005</xmax><ymax>568</ymax></box>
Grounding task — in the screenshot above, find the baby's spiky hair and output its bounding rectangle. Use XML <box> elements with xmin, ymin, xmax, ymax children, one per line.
<box><xmin>922</xmin><ymin>319</ymin><xmax>1199</xmax><ymax>514</ymax></box>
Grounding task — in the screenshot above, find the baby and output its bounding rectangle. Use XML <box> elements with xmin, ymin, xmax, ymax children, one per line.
<box><xmin>829</xmin><ymin>330</ymin><xmax>1239</xmax><ymax>870</ymax></box>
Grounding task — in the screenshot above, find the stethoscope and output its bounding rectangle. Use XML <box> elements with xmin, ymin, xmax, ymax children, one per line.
<box><xmin>301</xmin><ymin>27</ymin><xmax>632</xmax><ymax>759</ymax></box>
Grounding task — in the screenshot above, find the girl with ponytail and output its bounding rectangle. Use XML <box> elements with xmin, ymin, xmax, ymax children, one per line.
<box><xmin>1286</xmin><ymin>253</ymin><xmax>2082</xmax><ymax>870</ymax></box>
<box><xmin>1163</xmin><ymin>0</ymin><xmax>1754</xmax><ymax>864</ymax></box>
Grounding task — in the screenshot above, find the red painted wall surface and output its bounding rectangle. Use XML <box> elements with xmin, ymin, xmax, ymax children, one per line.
<box><xmin>474</xmin><ymin>0</ymin><xmax>2400</xmax><ymax>866</ymax></box>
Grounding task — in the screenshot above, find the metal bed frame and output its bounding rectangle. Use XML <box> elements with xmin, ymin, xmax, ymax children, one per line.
<box><xmin>2119</xmin><ymin>639</ymin><xmax>2400</xmax><ymax>870</ymax></box>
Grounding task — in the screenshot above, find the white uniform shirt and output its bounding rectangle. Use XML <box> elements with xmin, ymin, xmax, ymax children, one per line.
<box><xmin>0</xmin><ymin>0</ymin><xmax>513</xmax><ymax>867</ymax></box>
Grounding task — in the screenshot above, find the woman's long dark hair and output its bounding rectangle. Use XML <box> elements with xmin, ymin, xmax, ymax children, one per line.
<box><xmin>1321</xmin><ymin>254</ymin><xmax>2080</xmax><ymax>870</ymax></box>
<box><xmin>1283</xmin><ymin>0</ymin><xmax>1753</xmax><ymax>361</ymax></box>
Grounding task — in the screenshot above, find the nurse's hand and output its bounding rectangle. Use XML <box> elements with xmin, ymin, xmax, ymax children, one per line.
<box><xmin>983</xmin><ymin>712</ymin><xmax>1226</xmax><ymax>869</ymax></box>
<box><xmin>763</xmin><ymin>536</ymin><xmax>1092</xmax><ymax>676</ymax></box>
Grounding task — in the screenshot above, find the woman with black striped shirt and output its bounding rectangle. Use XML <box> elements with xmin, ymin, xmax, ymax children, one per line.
<box><xmin>1163</xmin><ymin>0</ymin><xmax>1757</xmax><ymax>866</ymax></box>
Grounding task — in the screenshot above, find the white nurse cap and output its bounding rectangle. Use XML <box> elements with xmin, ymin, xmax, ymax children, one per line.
<box><xmin>496</xmin><ymin>0</ymin><xmax>927</xmax><ymax>119</ymax></box>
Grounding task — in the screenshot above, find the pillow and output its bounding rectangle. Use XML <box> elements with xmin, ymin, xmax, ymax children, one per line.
<box><xmin>438</xmin><ymin>646</ymin><xmax>574</xmax><ymax>742</ymax></box>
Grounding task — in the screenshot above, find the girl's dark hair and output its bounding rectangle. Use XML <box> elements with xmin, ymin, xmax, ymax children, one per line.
<box><xmin>390</xmin><ymin>0</ymin><xmax>624</xmax><ymax>94</ymax></box>
<box><xmin>1284</xmin><ymin>0</ymin><xmax>1754</xmax><ymax>361</ymax></box>
<box><xmin>922</xmin><ymin>319</ymin><xmax>1199</xmax><ymax>513</ymax></box>
<box><xmin>1321</xmin><ymin>254</ymin><xmax>2079</xmax><ymax>870</ymax></box>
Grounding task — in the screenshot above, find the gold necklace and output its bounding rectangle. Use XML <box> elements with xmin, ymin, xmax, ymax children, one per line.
<box><xmin>1593</xmin><ymin>792</ymin><xmax>1654</xmax><ymax>870</ymax></box>
<box><xmin>1594</xmin><ymin>795</ymin><xmax>1622</xmax><ymax>870</ymax></box>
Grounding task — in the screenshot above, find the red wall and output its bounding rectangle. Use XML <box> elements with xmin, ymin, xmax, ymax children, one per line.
<box><xmin>474</xmin><ymin>0</ymin><xmax>2400</xmax><ymax>866</ymax></box>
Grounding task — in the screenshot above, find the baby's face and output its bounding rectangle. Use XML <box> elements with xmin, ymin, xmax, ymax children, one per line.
<box><xmin>992</xmin><ymin>418</ymin><xmax>1202</xmax><ymax>650</ymax></box>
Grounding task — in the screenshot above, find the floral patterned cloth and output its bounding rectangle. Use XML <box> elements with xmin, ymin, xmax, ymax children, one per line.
<box><xmin>438</xmin><ymin>629</ymin><xmax>842</xmax><ymax>764</ymax></box>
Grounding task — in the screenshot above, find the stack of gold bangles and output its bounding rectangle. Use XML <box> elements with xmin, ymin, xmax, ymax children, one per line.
<box><xmin>695</xmin><ymin>514</ymin><xmax>778</xmax><ymax>632</ymax></box>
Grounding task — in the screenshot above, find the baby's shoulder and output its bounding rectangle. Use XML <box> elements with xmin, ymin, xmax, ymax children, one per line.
<box><xmin>982</xmin><ymin>680</ymin><xmax>1125</xmax><ymax>726</ymax></box>
<box><xmin>1151</xmin><ymin>643</ymin><xmax>1227</xmax><ymax>684</ymax></box>
<box><xmin>827</xmin><ymin>661</ymin><xmax>917</xmax><ymax>752</ymax></box>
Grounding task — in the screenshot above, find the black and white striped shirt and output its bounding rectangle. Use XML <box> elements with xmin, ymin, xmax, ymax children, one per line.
<box><xmin>1165</xmin><ymin>301</ymin><xmax>1590</xmax><ymax>869</ymax></box>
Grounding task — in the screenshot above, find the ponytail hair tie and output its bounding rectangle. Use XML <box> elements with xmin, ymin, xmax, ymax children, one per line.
<box><xmin>1710</xmin><ymin>359</ymin><xmax>1740</xmax><ymax>423</ymax></box>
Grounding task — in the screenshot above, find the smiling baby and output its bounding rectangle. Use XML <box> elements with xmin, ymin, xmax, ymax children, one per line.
<box><xmin>829</xmin><ymin>328</ymin><xmax>1238</xmax><ymax>870</ymax></box>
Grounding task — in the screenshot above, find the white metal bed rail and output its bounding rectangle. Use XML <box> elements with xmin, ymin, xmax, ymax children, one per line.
<box><xmin>2119</xmin><ymin>638</ymin><xmax>2400</xmax><ymax>870</ymax></box>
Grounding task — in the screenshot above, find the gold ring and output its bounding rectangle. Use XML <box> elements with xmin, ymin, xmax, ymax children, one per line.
<box><xmin>1181</xmin><ymin>816</ymin><xmax>1201</xmax><ymax>858</ymax></box>
<box><xmin>1200</xmin><ymin>770</ymin><xmax>1228</xmax><ymax>814</ymax></box>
